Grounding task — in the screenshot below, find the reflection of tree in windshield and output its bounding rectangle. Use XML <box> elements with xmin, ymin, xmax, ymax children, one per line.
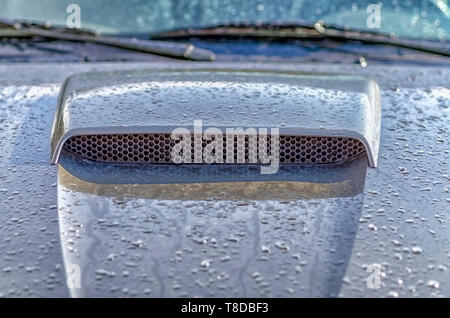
<box><xmin>0</xmin><ymin>0</ymin><xmax>448</xmax><ymax>40</ymax></box>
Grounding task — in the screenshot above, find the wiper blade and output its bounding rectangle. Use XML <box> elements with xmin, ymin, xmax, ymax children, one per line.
<box><xmin>0</xmin><ymin>18</ymin><xmax>215</xmax><ymax>61</ymax></box>
<box><xmin>151</xmin><ymin>21</ymin><xmax>450</xmax><ymax>57</ymax></box>
<box><xmin>151</xmin><ymin>21</ymin><xmax>322</xmax><ymax>39</ymax></box>
<box><xmin>313</xmin><ymin>21</ymin><xmax>450</xmax><ymax>57</ymax></box>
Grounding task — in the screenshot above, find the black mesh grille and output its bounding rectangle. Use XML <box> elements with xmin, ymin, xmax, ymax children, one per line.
<box><xmin>62</xmin><ymin>134</ymin><xmax>366</xmax><ymax>164</ymax></box>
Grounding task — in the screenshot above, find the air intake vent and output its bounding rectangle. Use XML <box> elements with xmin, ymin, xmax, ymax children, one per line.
<box><xmin>50</xmin><ymin>70</ymin><xmax>381</xmax><ymax>167</ymax></box>
<box><xmin>62</xmin><ymin>134</ymin><xmax>366</xmax><ymax>165</ymax></box>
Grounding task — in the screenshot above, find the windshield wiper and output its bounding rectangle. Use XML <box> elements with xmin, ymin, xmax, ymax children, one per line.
<box><xmin>150</xmin><ymin>21</ymin><xmax>450</xmax><ymax>57</ymax></box>
<box><xmin>0</xmin><ymin>18</ymin><xmax>215</xmax><ymax>61</ymax></box>
<box><xmin>313</xmin><ymin>21</ymin><xmax>450</xmax><ymax>57</ymax></box>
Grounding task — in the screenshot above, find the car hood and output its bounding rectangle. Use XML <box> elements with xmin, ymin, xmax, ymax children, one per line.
<box><xmin>0</xmin><ymin>62</ymin><xmax>448</xmax><ymax>297</ymax></box>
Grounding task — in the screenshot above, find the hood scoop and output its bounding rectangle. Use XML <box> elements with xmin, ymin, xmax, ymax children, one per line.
<box><xmin>50</xmin><ymin>69</ymin><xmax>381</xmax><ymax>167</ymax></box>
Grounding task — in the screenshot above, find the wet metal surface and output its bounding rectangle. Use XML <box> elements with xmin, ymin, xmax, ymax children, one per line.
<box><xmin>57</xmin><ymin>172</ymin><xmax>365</xmax><ymax>297</ymax></box>
<box><xmin>0</xmin><ymin>62</ymin><xmax>448</xmax><ymax>297</ymax></box>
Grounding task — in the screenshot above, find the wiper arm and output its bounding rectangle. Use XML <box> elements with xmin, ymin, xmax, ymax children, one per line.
<box><xmin>0</xmin><ymin>18</ymin><xmax>215</xmax><ymax>61</ymax></box>
<box><xmin>151</xmin><ymin>21</ymin><xmax>450</xmax><ymax>57</ymax></box>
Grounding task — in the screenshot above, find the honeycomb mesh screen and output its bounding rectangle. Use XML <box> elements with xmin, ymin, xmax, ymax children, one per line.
<box><xmin>62</xmin><ymin>134</ymin><xmax>366</xmax><ymax>164</ymax></box>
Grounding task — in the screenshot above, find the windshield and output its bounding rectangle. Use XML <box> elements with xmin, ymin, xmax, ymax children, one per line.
<box><xmin>0</xmin><ymin>0</ymin><xmax>449</xmax><ymax>41</ymax></box>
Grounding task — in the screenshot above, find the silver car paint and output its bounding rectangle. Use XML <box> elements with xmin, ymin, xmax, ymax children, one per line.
<box><xmin>0</xmin><ymin>62</ymin><xmax>448</xmax><ymax>297</ymax></box>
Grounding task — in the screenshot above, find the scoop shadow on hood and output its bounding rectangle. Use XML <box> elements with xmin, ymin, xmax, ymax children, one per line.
<box><xmin>57</xmin><ymin>153</ymin><xmax>368</xmax><ymax>200</ymax></box>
